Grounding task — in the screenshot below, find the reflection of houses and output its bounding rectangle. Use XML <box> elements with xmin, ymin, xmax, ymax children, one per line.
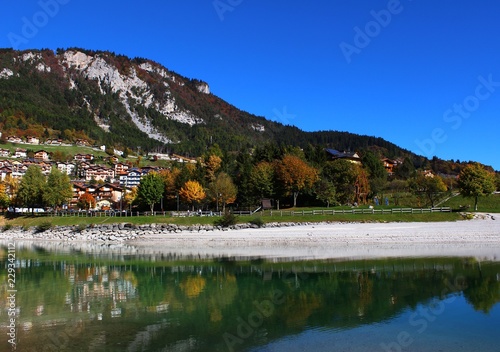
<box><xmin>325</xmin><ymin>149</ymin><xmax>362</xmax><ymax>164</ymax></box>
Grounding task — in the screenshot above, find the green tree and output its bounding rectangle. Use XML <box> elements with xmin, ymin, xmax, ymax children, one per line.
<box><xmin>233</xmin><ymin>152</ymin><xmax>255</xmax><ymax>208</ymax></box>
<box><xmin>458</xmin><ymin>163</ymin><xmax>496</xmax><ymax>211</ymax></box>
<box><xmin>137</xmin><ymin>172</ymin><xmax>165</xmax><ymax>212</ymax></box>
<box><xmin>409</xmin><ymin>174</ymin><xmax>448</xmax><ymax>207</ymax></box>
<box><xmin>208</xmin><ymin>172</ymin><xmax>238</xmax><ymax>213</ymax></box>
<box><xmin>395</xmin><ymin>157</ymin><xmax>416</xmax><ymax>180</ymax></box>
<box><xmin>43</xmin><ymin>167</ymin><xmax>73</xmax><ymax>211</ymax></box>
<box><xmin>250</xmin><ymin>162</ymin><xmax>275</xmax><ymax>200</ymax></box>
<box><xmin>322</xmin><ymin>160</ymin><xmax>357</xmax><ymax>205</ymax></box>
<box><xmin>362</xmin><ymin>150</ymin><xmax>387</xmax><ymax>197</ymax></box>
<box><xmin>16</xmin><ymin>166</ymin><xmax>46</xmax><ymax>214</ymax></box>
<box><xmin>362</xmin><ymin>151</ymin><xmax>387</xmax><ymax>179</ymax></box>
<box><xmin>385</xmin><ymin>179</ymin><xmax>408</xmax><ymax>206</ymax></box>
<box><xmin>314</xmin><ymin>179</ymin><xmax>336</xmax><ymax>207</ymax></box>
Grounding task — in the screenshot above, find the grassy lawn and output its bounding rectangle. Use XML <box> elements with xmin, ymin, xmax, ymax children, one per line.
<box><xmin>2</xmin><ymin>211</ymin><xmax>462</xmax><ymax>229</ymax></box>
<box><xmin>442</xmin><ymin>193</ymin><xmax>500</xmax><ymax>213</ymax></box>
<box><xmin>0</xmin><ymin>142</ymin><xmax>105</xmax><ymax>156</ymax></box>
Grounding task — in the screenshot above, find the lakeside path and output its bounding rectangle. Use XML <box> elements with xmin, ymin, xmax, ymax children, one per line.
<box><xmin>130</xmin><ymin>218</ymin><xmax>500</xmax><ymax>260</ymax></box>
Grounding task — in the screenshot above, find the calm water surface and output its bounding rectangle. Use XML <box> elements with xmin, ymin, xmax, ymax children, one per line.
<box><xmin>1</xmin><ymin>241</ymin><xmax>499</xmax><ymax>352</ymax></box>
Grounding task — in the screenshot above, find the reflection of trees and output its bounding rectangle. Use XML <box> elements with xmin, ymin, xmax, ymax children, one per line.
<box><xmin>208</xmin><ymin>273</ymin><xmax>238</xmax><ymax>323</ymax></box>
<box><xmin>463</xmin><ymin>276</ymin><xmax>500</xmax><ymax>313</ymax></box>
<box><xmin>282</xmin><ymin>292</ymin><xmax>322</xmax><ymax>327</ymax></box>
<box><xmin>180</xmin><ymin>276</ymin><xmax>206</xmax><ymax>298</ymax></box>
<box><xmin>3</xmin><ymin>249</ymin><xmax>500</xmax><ymax>351</ymax></box>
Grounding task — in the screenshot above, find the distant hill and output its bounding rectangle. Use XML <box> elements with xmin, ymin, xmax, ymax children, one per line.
<box><xmin>0</xmin><ymin>48</ymin><xmax>431</xmax><ymax>164</ymax></box>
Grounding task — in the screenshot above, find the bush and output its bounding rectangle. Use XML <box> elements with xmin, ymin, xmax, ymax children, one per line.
<box><xmin>214</xmin><ymin>212</ymin><xmax>238</xmax><ymax>227</ymax></box>
<box><xmin>75</xmin><ymin>223</ymin><xmax>87</xmax><ymax>232</ymax></box>
<box><xmin>249</xmin><ymin>217</ymin><xmax>265</xmax><ymax>228</ymax></box>
<box><xmin>36</xmin><ymin>221</ymin><xmax>53</xmax><ymax>233</ymax></box>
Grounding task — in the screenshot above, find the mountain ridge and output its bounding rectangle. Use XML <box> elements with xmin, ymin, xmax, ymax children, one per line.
<box><xmin>0</xmin><ymin>47</ymin><xmax>429</xmax><ymax>165</ymax></box>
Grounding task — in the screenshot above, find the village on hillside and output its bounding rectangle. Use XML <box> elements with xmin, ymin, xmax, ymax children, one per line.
<box><xmin>0</xmin><ymin>132</ymin><xmax>472</xmax><ymax>214</ymax></box>
<box><xmin>0</xmin><ymin>133</ymin><xmax>199</xmax><ymax>212</ymax></box>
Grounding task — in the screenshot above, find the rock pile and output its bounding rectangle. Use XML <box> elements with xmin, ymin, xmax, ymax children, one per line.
<box><xmin>0</xmin><ymin>222</ymin><xmax>318</xmax><ymax>242</ymax></box>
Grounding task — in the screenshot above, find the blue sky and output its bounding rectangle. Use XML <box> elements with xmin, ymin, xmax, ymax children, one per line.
<box><xmin>1</xmin><ymin>0</ymin><xmax>499</xmax><ymax>170</ymax></box>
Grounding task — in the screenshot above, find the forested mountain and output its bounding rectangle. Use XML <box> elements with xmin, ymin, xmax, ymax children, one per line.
<box><xmin>0</xmin><ymin>48</ymin><xmax>415</xmax><ymax>159</ymax></box>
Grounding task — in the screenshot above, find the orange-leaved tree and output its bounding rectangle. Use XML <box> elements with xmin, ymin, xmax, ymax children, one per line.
<box><xmin>204</xmin><ymin>154</ymin><xmax>222</xmax><ymax>183</ymax></box>
<box><xmin>158</xmin><ymin>167</ymin><xmax>181</xmax><ymax>201</ymax></box>
<box><xmin>78</xmin><ymin>193</ymin><xmax>96</xmax><ymax>210</ymax></box>
<box><xmin>179</xmin><ymin>180</ymin><xmax>206</xmax><ymax>211</ymax></box>
<box><xmin>275</xmin><ymin>154</ymin><xmax>318</xmax><ymax>207</ymax></box>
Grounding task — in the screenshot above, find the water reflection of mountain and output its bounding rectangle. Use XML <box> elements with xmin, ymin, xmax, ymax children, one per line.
<box><xmin>1</xmin><ymin>245</ymin><xmax>499</xmax><ymax>352</ymax></box>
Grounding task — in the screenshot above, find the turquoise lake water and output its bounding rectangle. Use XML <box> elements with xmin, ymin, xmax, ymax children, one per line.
<box><xmin>1</xmin><ymin>242</ymin><xmax>499</xmax><ymax>351</ymax></box>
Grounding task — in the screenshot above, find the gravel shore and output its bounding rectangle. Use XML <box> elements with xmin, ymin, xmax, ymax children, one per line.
<box><xmin>1</xmin><ymin>216</ymin><xmax>499</xmax><ymax>260</ymax></box>
<box><xmin>131</xmin><ymin>217</ymin><xmax>500</xmax><ymax>260</ymax></box>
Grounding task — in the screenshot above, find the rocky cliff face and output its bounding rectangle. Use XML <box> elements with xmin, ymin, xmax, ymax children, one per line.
<box><xmin>0</xmin><ymin>48</ymin><xmax>411</xmax><ymax>159</ymax></box>
<box><xmin>1</xmin><ymin>49</ymin><xmax>212</xmax><ymax>143</ymax></box>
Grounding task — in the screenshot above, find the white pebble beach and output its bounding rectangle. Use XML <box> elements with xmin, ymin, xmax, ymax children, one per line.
<box><xmin>131</xmin><ymin>217</ymin><xmax>500</xmax><ymax>260</ymax></box>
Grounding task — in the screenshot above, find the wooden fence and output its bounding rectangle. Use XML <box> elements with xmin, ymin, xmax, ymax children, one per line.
<box><xmin>14</xmin><ymin>207</ymin><xmax>452</xmax><ymax>218</ymax></box>
<box><xmin>262</xmin><ymin>207</ymin><xmax>452</xmax><ymax>217</ymax></box>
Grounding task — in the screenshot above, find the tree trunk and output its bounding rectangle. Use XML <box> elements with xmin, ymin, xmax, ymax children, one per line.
<box><xmin>293</xmin><ymin>192</ymin><xmax>299</xmax><ymax>208</ymax></box>
<box><xmin>474</xmin><ymin>196</ymin><xmax>478</xmax><ymax>211</ymax></box>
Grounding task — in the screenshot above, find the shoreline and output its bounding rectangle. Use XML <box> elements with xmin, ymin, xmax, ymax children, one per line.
<box><xmin>1</xmin><ymin>217</ymin><xmax>499</xmax><ymax>260</ymax></box>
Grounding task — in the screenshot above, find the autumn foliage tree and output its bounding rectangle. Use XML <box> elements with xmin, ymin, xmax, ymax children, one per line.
<box><xmin>179</xmin><ymin>180</ymin><xmax>206</xmax><ymax>211</ymax></box>
<box><xmin>159</xmin><ymin>167</ymin><xmax>181</xmax><ymax>201</ymax></box>
<box><xmin>78</xmin><ymin>193</ymin><xmax>96</xmax><ymax>210</ymax></box>
<box><xmin>204</xmin><ymin>154</ymin><xmax>222</xmax><ymax>183</ymax></box>
<box><xmin>274</xmin><ymin>155</ymin><xmax>318</xmax><ymax>207</ymax></box>
<box><xmin>0</xmin><ymin>183</ymin><xmax>10</xmax><ymax>210</ymax></box>
<box><xmin>208</xmin><ymin>172</ymin><xmax>237</xmax><ymax>213</ymax></box>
